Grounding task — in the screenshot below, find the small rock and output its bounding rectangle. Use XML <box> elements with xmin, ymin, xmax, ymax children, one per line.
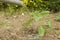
<box><xmin>22</xmin><ymin>13</ymin><xmax>24</xmax><ymax>16</ymax></box>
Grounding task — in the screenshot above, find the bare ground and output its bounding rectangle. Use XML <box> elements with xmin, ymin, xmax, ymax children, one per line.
<box><xmin>0</xmin><ymin>12</ymin><xmax>60</xmax><ymax>40</ymax></box>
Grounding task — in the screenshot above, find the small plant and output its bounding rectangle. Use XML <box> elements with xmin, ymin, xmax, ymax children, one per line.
<box><xmin>23</xmin><ymin>11</ymin><xmax>51</xmax><ymax>37</ymax></box>
<box><xmin>38</xmin><ymin>20</ymin><xmax>53</xmax><ymax>37</ymax></box>
<box><xmin>23</xmin><ymin>11</ymin><xmax>52</xmax><ymax>37</ymax></box>
<box><xmin>23</xmin><ymin>11</ymin><xmax>50</xmax><ymax>28</ymax></box>
<box><xmin>31</xmin><ymin>11</ymin><xmax>49</xmax><ymax>21</ymax></box>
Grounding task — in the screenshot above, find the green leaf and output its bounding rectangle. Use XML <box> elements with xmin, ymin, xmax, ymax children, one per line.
<box><xmin>31</xmin><ymin>11</ymin><xmax>49</xmax><ymax>21</ymax></box>
<box><xmin>40</xmin><ymin>11</ymin><xmax>49</xmax><ymax>16</ymax></box>
<box><xmin>38</xmin><ymin>26</ymin><xmax>45</xmax><ymax>37</ymax></box>
<box><xmin>48</xmin><ymin>20</ymin><xmax>53</xmax><ymax>31</ymax></box>
<box><xmin>31</xmin><ymin>12</ymin><xmax>42</xmax><ymax>21</ymax></box>
<box><xmin>23</xmin><ymin>18</ymin><xmax>33</xmax><ymax>28</ymax></box>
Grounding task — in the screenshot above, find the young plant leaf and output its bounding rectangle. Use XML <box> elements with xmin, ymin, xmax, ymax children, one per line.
<box><xmin>40</xmin><ymin>11</ymin><xmax>49</xmax><ymax>16</ymax></box>
<box><xmin>38</xmin><ymin>26</ymin><xmax>45</xmax><ymax>37</ymax></box>
<box><xmin>23</xmin><ymin>18</ymin><xmax>33</xmax><ymax>28</ymax></box>
<box><xmin>31</xmin><ymin>11</ymin><xmax>49</xmax><ymax>21</ymax></box>
<box><xmin>48</xmin><ymin>20</ymin><xmax>53</xmax><ymax>31</ymax></box>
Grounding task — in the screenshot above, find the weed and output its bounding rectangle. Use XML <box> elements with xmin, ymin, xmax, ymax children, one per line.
<box><xmin>23</xmin><ymin>11</ymin><xmax>51</xmax><ymax>37</ymax></box>
<box><xmin>23</xmin><ymin>11</ymin><xmax>50</xmax><ymax>28</ymax></box>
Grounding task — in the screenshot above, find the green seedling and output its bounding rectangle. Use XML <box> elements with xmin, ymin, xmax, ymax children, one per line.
<box><xmin>31</xmin><ymin>11</ymin><xmax>49</xmax><ymax>21</ymax></box>
<box><xmin>38</xmin><ymin>26</ymin><xmax>45</xmax><ymax>37</ymax></box>
<box><xmin>23</xmin><ymin>11</ymin><xmax>50</xmax><ymax>29</ymax></box>
<box><xmin>23</xmin><ymin>18</ymin><xmax>33</xmax><ymax>28</ymax></box>
<box><xmin>48</xmin><ymin>19</ymin><xmax>53</xmax><ymax>31</ymax></box>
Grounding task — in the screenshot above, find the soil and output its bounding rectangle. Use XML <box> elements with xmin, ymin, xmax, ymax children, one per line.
<box><xmin>0</xmin><ymin>12</ymin><xmax>60</xmax><ymax>40</ymax></box>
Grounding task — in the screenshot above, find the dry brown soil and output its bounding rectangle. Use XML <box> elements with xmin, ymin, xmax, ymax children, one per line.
<box><xmin>0</xmin><ymin>12</ymin><xmax>60</xmax><ymax>40</ymax></box>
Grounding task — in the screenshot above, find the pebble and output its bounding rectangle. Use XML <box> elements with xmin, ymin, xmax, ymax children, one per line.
<box><xmin>22</xmin><ymin>13</ymin><xmax>24</xmax><ymax>16</ymax></box>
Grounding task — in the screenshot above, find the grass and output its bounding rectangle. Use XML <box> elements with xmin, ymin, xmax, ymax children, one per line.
<box><xmin>0</xmin><ymin>18</ymin><xmax>15</xmax><ymax>28</ymax></box>
<box><xmin>0</xmin><ymin>6</ymin><xmax>28</xmax><ymax>17</ymax></box>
